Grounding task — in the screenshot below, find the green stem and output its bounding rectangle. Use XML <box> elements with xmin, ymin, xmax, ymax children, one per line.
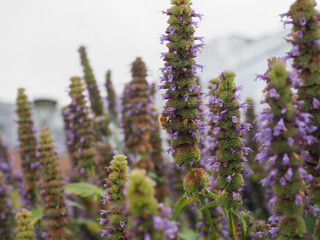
<box><xmin>228</xmin><ymin>208</ymin><xmax>238</xmax><ymax>240</ymax></box>
<box><xmin>199</xmin><ymin>193</ymin><xmax>218</xmax><ymax>240</ymax></box>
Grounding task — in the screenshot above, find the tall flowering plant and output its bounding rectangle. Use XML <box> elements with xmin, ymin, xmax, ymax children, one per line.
<box><xmin>281</xmin><ymin>0</ymin><xmax>320</xmax><ymax>235</ymax></box>
<box><xmin>257</xmin><ymin>58</ymin><xmax>314</xmax><ymax>238</ymax></box>
<box><xmin>121</xmin><ymin>58</ymin><xmax>153</xmax><ymax>170</ymax></box>
<box><xmin>78</xmin><ymin>46</ymin><xmax>110</xmax><ymax>139</ymax></box>
<box><xmin>0</xmin><ymin>172</ymin><xmax>15</xmax><ymax>239</ymax></box>
<box><xmin>16</xmin><ymin>88</ymin><xmax>40</xmax><ymax>209</ymax></box>
<box><xmin>105</xmin><ymin>70</ymin><xmax>117</xmax><ymax>120</ymax></box>
<box><xmin>68</xmin><ymin>76</ymin><xmax>96</xmax><ymax>179</ymax></box>
<box><xmin>209</xmin><ymin>71</ymin><xmax>251</xmax><ymax>239</ymax></box>
<box><xmin>39</xmin><ymin>126</ymin><xmax>69</xmax><ymax>240</ymax></box>
<box><xmin>100</xmin><ymin>155</ymin><xmax>128</xmax><ymax>239</ymax></box>
<box><xmin>159</xmin><ymin>0</ymin><xmax>220</xmax><ymax>238</ymax></box>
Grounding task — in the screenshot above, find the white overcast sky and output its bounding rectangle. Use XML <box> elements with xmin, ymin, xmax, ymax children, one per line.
<box><xmin>0</xmin><ymin>0</ymin><xmax>298</xmax><ymax>106</ymax></box>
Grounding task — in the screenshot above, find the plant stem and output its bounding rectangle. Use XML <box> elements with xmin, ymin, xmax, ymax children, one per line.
<box><xmin>228</xmin><ymin>208</ymin><xmax>238</xmax><ymax>240</ymax></box>
<box><xmin>199</xmin><ymin>193</ymin><xmax>218</xmax><ymax>239</ymax></box>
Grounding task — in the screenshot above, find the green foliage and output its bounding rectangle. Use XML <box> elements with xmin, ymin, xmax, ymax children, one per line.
<box><xmin>64</xmin><ymin>182</ymin><xmax>104</xmax><ymax>197</ymax></box>
<box><xmin>171</xmin><ymin>192</ymin><xmax>188</xmax><ymax>220</ymax></box>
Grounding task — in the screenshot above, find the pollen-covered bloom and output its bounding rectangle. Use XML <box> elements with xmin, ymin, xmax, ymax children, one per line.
<box><xmin>39</xmin><ymin>126</ymin><xmax>69</xmax><ymax>240</ymax></box>
<box><xmin>16</xmin><ymin>88</ymin><xmax>40</xmax><ymax>208</ymax></box>
<box><xmin>100</xmin><ymin>155</ymin><xmax>128</xmax><ymax>239</ymax></box>
<box><xmin>256</xmin><ymin>59</ymin><xmax>311</xmax><ymax>238</ymax></box>
<box><xmin>209</xmin><ymin>71</ymin><xmax>250</xmax><ymax>210</ymax></box>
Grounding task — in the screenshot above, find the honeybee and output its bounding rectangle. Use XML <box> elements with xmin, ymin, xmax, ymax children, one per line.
<box><xmin>159</xmin><ymin>113</ymin><xmax>171</xmax><ymax>130</ymax></box>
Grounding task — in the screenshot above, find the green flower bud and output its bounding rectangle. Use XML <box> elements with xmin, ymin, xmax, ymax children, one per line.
<box><xmin>16</xmin><ymin>208</ymin><xmax>35</xmax><ymax>240</ymax></box>
<box><xmin>126</xmin><ymin>169</ymin><xmax>158</xmax><ymax>239</ymax></box>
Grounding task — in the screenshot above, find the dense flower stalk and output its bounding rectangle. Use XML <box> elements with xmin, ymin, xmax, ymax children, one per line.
<box><xmin>16</xmin><ymin>208</ymin><xmax>35</xmax><ymax>240</ymax></box>
<box><xmin>257</xmin><ymin>59</ymin><xmax>311</xmax><ymax>237</ymax></box>
<box><xmin>16</xmin><ymin>88</ymin><xmax>40</xmax><ymax>208</ymax></box>
<box><xmin>100</xmin><ymin>154</ymin><xmax>128</xmax><ymax>239</ymax></box>
<box><xmin>0</xmin><ymin>133</ymin><xmax>14</xmax><ymax>186</ymax></box>
<box><xmin>242</xmin><ymin>98</ymin><xmax>269</xmax><ymax>220</ymax></box>
<box><xmin>210</xmin><ymin>71</ymin><xmax>249</xmax><ymax>209</ymax></box>
<box><xmin>0</xmin><ymin>172</ymin><xmax>15</xmax><ymax>239</ymax></box>
<box><xmin>121</xmin><ymin>57</ymin><xmax>153</xmax><ymax>170</ymax></box>
<box><xmin>239</xmin><ymin>210</ymin><xmax>268</xmax><ymax>239</ymax></box>
<box><xmin>160</xmin><ymin>0</ymin><xmax>204</xmax><ymax>168</ymax></box>
<box><xmin>105</xmin><ymin>70</ymin><xmax>117</xmax><ymax>119</ymax></box>
<box><xmin>126</xmin><ymin>169</ymin><xmax>158</xmax><ymax>239</ymax></box>
<box><xmin>284</xmin><ymin>0</ymin><xmax>320</xmax><ymax>211</ymax></box>
<box><xmin>95</xmin><ymin>141</ymin><xmax>114</xmax><ymax>187</ymax></box>
<box><xmin>78</xmin><ymin>46</ymin><xmax>104</xmax><ymax>116</ymax></box>
<box><xmin>206</xmin><ymin>77</ymin><xmax>220</xmax><ymax>169</ymax></box>
<box><xmin>62</xmin><ymin>105</ymin><xmax>77</xmax><ymax>167</ymax></box>
<box><xmin>39</xmin><ymin>126</ymin><xmax>68</xmax><ymax>240</ymax></box>
<box><xmin>68</xmin><ymin>76</ymin><xmax>96</xmax><ymax>177</ymax></box>
<box><xmin>78</xmin><ymin>46</ymin><xmax>110</xmax><ymax>139</ymax></box>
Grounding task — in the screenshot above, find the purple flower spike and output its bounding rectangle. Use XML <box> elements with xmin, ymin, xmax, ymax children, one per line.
<box><xmin>167</xmin><ymin>75</ymin><xmax>174</xmax><ymax>82</ymax></box>
<box><xmin>170</xmin><ymin>84</ymin><xmax>176</xmax><ymax>91</ymax></box>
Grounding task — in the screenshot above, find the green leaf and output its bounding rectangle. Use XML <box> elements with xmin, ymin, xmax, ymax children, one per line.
<box><xmin>66</xmin><ymin>200</ymin><xmax>84</xmax><ymax>210</ymax></box>
<box><xmin>231</xmin><ymin>208</ymin><xmax>247</xmax><ymax>238</ymax></box>
<box><xmin>149</xmin><ymin>172</ymin><xmax>163</xmax><ymax>182</ymax></box>
<box><xmin>197</xmin><ymin>201</ymin><xmax>218</xmax><ymax>212</ymax></box>
<box><xmin>72</xmin><ymin>218</ymin><xmax>101</xmax><ymax>232</ymax></box>
<box><xmin>64</xmin><ymin>182</ymin><xmax>104</xmax><ymax>197</ymax></box>
<box><xmin>171</xmin><ymin>193</ymin><xmax>188</xmax><ymax>220</ymax></box>
<box><xmin>30</xmin><ymin>207</ymin><xmax>43</xmax><ymax>225</ymax></box>
<box><xmin>178</xmin><ymin>229</ymin><xmax>204</xmax><ymax>240</ymax></box>
<box><xmin>222</xmin><ymin>207</ymin><xmax>232</xmax><ymax>235</ymax></box>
